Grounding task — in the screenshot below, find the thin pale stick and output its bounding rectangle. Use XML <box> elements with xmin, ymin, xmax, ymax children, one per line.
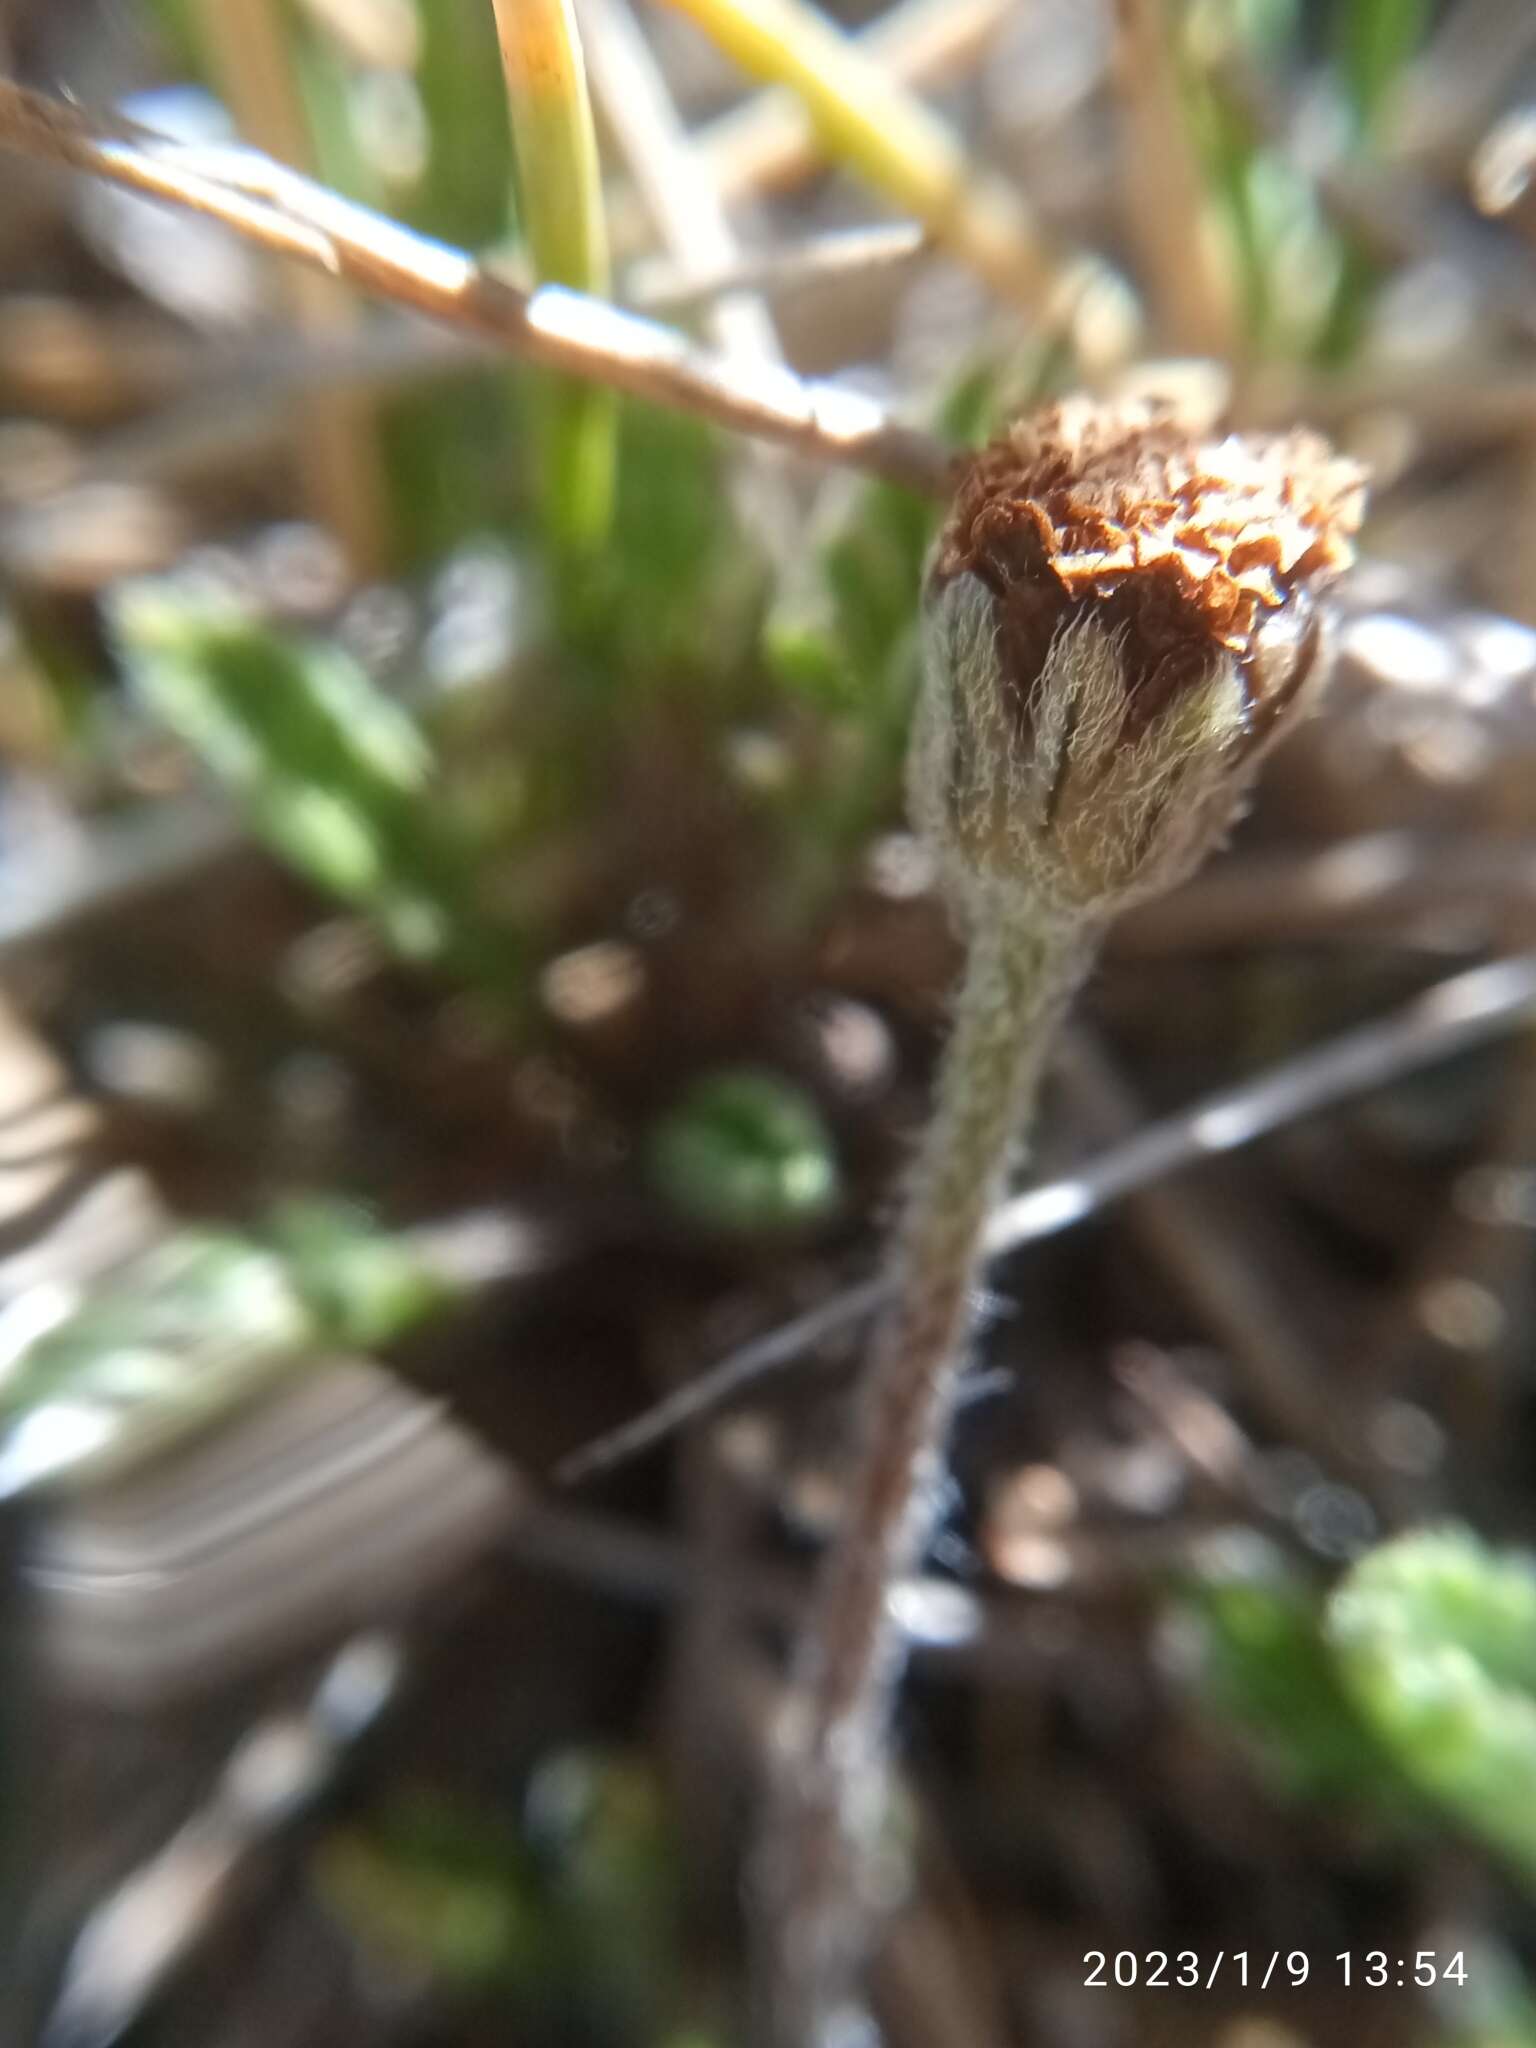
<box><xmin>1111</xmin><ymin>0</ymin><xmax>1240</xmax><ymax>358</ymax></box>
<box><xmin>556</xmin><ymin>949</ymin><xmax>1536</xmax><ymax>1484</ymax></box>
<box><xmin>577</xmin><ymin>0</ymin><xmax>796</xmax><ymax>553</ymax></box>
<box><xmin>190</xmin><ymin>0</ymin><xmax>390</xmax><ymax>573</ymax></box>
<box><xmin>55</xmin><ymin>225</ymin><xmax>935</xmax><ymax>489</ymax></box>
<box><xmin>59</xmin><ymin>321</ymin><xmax>1536</xmax><ymax>500</ymax></box>
<box><xmin>294</xmin><ymin>0</ymin><xmax>419</xmax><ymax>70</ymax></box>
<box><xmin>698</xmin><ymin>0</ymin><xmax>1013</xmax><ymax>206</ymax></box>
<box><xmin>580</xmin><ymin>0</ymin><xmax>778</xmax><ymax>359</ymax></box>
<box><xmin>0</xmin><ymin>79</ymin><xmax>953</xmax><ymax>497</ymax></box>
<box><xmin>602</xmin><ymin>0</ymin><xmax>1012</xmax><ymax>259</ymax></box>
<box><xmin>654</xmin><ymin>0</ymin><xmax>1072</xmax><ymax>322</ymax></box>
<box><xmin>631</xmin><ymin>221</ymin><xmax>927</xmax><ymax>313</ymax></box>
<box><xmin>1114</xmin><ymin>832</ymin><xmax>1536</xmax><ymax>958</ymax></box>
<box><xmin>1054</xmin><ymin>1027</ymin><xmax>1395</xmax><ymax>1514</ymax></box>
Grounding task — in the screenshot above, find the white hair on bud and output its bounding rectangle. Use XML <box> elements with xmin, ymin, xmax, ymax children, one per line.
<box><xmin>911</xmin><ymin>566</ymin><xmax>1257</xmax><ymax>922</ymax></box>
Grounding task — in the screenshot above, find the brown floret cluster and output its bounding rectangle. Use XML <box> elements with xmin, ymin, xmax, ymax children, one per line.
<box><xmin>930</xmin><ymin>397</ymin><xmax>1367</xmax><ymax>745</ymax></box>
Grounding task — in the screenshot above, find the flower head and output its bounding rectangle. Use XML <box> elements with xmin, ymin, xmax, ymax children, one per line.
<box><xmin>911</xmin><ymin>397</ymin><xmax>1366</xmax><ymax>919</ymax></box>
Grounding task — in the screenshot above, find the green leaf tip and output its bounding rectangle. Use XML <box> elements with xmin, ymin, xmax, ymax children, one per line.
<box><xmin>1328</xmin><ymin>1527</ymin><xmax>1536</xmax><ymax>1889</ymax></box>
<box><xmin>646</xmin><ymin>1067</ymin><xmax>841</xmax><ymax>1237</ymax></box>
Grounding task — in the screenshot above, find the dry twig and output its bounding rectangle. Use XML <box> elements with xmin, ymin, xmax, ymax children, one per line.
<box><xmin>695</xmin><ymin>0</ymin><xmax>1013</xmax><ymax>208</ymax></box>
<box><xmin>557</xmin><ymin>950</ymin><xmax>1536</xmax><ymax>1484</ymax></box>
<box><xmin>654</xmin><ymin>0</ymin><xmax>1077</xmax><ymax>324</ymax></box>
<box><xmin>1111</xmin><ymin>0</ymin><xmax>1240</xmax><ymax>358</ymax></box>
<box><xmin>0</xmin><ymin>78</ymin><xmax>953</xmax><ymax>497</ymax></box>
<box><xmin>190</xmin><ymin>0</ymin><xmax>390</xmax><ymax>571</ymax></box>
<box><xmin>1055</xmin><ymin>1028</ymin><xmax>1395</xmax><ymax>1513</ymax></box>
<box><xmin>577</xmin><ymin>0</ymin><xmax>797</xmax><ymax>553</ymax></box>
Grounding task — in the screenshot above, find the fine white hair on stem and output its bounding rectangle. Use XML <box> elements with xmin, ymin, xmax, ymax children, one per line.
<box><xmin>556</xmin><ymin>945</ymin><xmax>1536</xmax><ymax>1488</ymax></box>
<box><xmin>758</xmin><ymin>400</ymin><xmax>1365</xmax><ymax>2040</ymax></box>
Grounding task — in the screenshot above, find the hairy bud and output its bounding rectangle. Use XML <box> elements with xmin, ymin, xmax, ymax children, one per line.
<box><xmin>911</xmin><ymin>397</ymin><xmax>1366</xmax><ymax>920</ymax></box>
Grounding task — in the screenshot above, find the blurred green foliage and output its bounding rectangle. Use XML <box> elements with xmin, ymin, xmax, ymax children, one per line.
<box><xmin>122</xmin><ymin>0</ymin><xmax>1425</xmax><ymax>1039</ymax></box>
<box><xmin>565</xmin><ymin>404</ymin><xmax>763</xmax><ymax>681</ymax></box>
<box><xmin>1333</xmin><ymin>0</ymin><xmax>1432</xmax><ymax>142</ymax></box>
<box><xmin>409</xmin><ymin>0</ymin><xmax>517</xmax><ymax>248</ymax></box>
<box><xmin>763</xmin><ymin>354</ymin><xmax>1007</xmax><ymax>872</ymax></box>
<box><xmin>316</xmin><ymin>1751</ymin><xmax>716</xmax><ymax>2044</ymax></box>
<box><xmin>315</xmin><ymin>1791</ymin><xmax>553</xmax><ymax>1994</ymax></box>
<box><xmin>1181</xmin><ymin>1528</ymin><xmax>1536</xmax><ymax>1901</ymax></box>
<box><xmin>0</xmin><ymin>1200</ymin><xmax>463</xmax><ymax>1496</ymax></box>
<box><xmin>1181</xmin><ymin>1</ymin><xmax>1338</xmax><ymax>357</ymax></box>
<box><xmin>0</xmin><ymin>1229</ymin><xmax>310</xmax><ymax>1496</ymax></box>
<box><xmin>266</xmin><ymin>1194</ymin><xmax>455</xmax><ymax>1347</ymax></box>
<box><xmin>526</xmin><ymin>1749</ymin><xmax>689</xmax><ymax>2041</ymax></box>
<box><xmin>1178</xmin><ymin>0</ymin><xmax>1431</xmax><ymax>362</ymax></box>
<box><xmin>645</xmin><ymin>1067</ymin><xmax>840</xmax><ymax>1237</ymax></box>
<box><xmin>1319</xmin><ymin>0</ymin><xmax>1433</xmax><ymax>361</ymax></box>
<box><xmin>289</xmin><ymin>4</ymin><xmax>516</xmax><ymax>561</ymax></box>
<box><xmin>1329</xmin><ymin>1528</ymin><xmax>1536</xmax><ymax>1891</ymax></box>
<box><xmin>114</xmin><ymin>582</ymin><xmax>523</xmax><ymax>1000</ymax></box>
<box><xmin>1176</xmin><ymin>1535</ymin><xmax>1413</xmax><ymax>1813</ymax></box>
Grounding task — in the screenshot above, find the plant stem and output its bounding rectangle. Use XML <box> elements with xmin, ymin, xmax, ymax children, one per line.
<box><xmin>490</xmin><ymin>0</ymin><xmax>616</xmax><ymax>550</ymax></box>
<box><xmin>755</xmin><ymin>896</ymin><xmax>1097</xmax><ymax>2048</ymax></box>
<box><xmin>653</xmin><ymin>0</ymin><xmax>1071</xmax><ymax>322</ymax></box>
<box><xmin>695</xmin><ymin>0</ymin><xmax>1012</xmax><ymax>210</ymax></box>
<box><xmin>576</xmin><ymin>0</ymin><xmax>796</xmax><ymax>561</ymax></box>
<box><xmin>191</xmin><ymin>0</ymin><xmax>390</xmax><ymax>573</ymax></box>
<box><xmin>1111</xmin><ymin>0</ymin><xmax>1240</xmax><ymax>360</ymax></box>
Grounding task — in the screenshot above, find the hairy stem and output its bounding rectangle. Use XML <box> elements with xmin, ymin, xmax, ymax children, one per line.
<box><xmin>755</xmin><ymin>899</ymin><xmax>1097</xmax><ymax>2047</ymax></box>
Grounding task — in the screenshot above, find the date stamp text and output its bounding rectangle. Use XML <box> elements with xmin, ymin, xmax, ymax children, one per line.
<box><xmin>1083</xmin><ymin>1951</ymin><xmax>1469</xmax><ymax>1990</ymax></box>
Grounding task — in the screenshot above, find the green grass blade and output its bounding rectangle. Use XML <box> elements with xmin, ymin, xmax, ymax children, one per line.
<box><xmin>1319</xmin><ymin>0</ymin><xmax>1432</xmax><ymax>361</ymax></box>
<box><xmin>655</xmin><ymin>0</ymin><xmax>1075</xmax><ymax>324</ymax></box>
<box><xmin>492</xmin><ymin>0</ymin><xmax>616</xmax><ymax>553</ymax></box>
<box><xmin>1335</xmin><ymin>0</ymin><xmax>1432</xmax><ymax>141</ymax></box>
<box><xmin>113</xmin><ymin>582</ymin><xmax>524</xmax><ymax>1005</ymax></box>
